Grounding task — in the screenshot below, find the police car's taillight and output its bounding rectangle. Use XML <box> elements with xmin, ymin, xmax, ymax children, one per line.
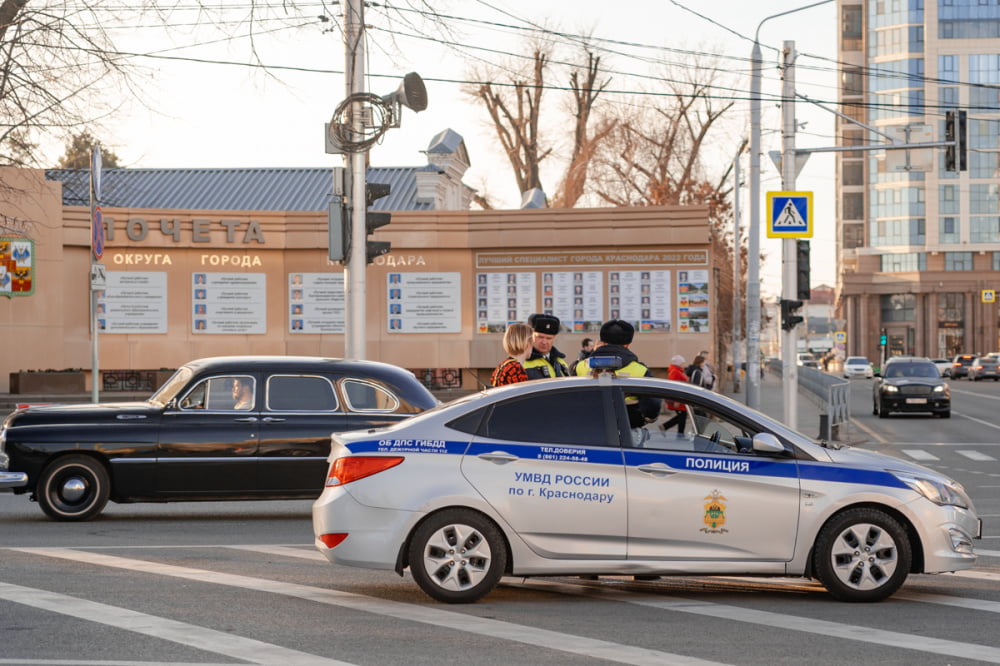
<box><xmin>325</xmin><ymin>456</ymin><xmax>403</xmax><ymax>487</ymax></box>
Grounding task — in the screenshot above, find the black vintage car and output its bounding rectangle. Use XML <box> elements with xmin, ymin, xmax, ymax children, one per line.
<box><xmin>872</xmin><ymin>356</ymin><xmax>950</xmax><ymax>418</ymax></box>
<box><xmin>0</xmin><ymin>356</ymin><xmax>438</xmax><ymax>521</ymax></box>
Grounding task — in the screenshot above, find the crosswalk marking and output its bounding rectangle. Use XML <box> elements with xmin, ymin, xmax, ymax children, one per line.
<box><xmin>0</xmin><ymin>580</ymin><xmax>350</xmax><ymax>666</ymax></box>
<box><xmin>958</xmin><ymin>450</ymin><xmax>998</xmax><ymax>461</ymax></box>
<box><xmin>902</xmin><ymin>449</ymin><xmax>940</xmax><ymax>461</ymax></box>
<box><xmin>11</xmin><ymin>548</ymin><xmax>724</xmax><ymax>666</ymax></box>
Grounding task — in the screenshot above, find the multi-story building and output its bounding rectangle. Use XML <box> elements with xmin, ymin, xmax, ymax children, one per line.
<box><xmin>836</xmin><ymin>0</ymin><xmax>1000</xmax><ymax>360</ymax></box>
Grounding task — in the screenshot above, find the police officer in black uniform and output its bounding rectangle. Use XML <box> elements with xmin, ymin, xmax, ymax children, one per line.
<box><xmin>522</xmin><ymin>313</ymin><xmax>571</xmax><ymax>379</ymax></box>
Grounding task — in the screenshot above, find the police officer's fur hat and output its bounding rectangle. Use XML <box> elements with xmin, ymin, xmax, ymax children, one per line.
<box><xmin>528</xmin><ymin>313</ymin><xmax>560</xmax><ymax>335</ymax></box>
<box><xmin>600</xmin><ymin>319</ymin><xmax>634</xmax><ymax>345</ymax></box>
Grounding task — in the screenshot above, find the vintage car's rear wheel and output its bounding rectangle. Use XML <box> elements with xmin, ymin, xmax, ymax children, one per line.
<box><xmin>36</xmin><ymin>455</ymin><xmax>110</xmax><ymax>521</ymax></box>
<box><xmin>812</xmin><ymin>507</ymin><xmax>911</xmax><ymax>602</ymax></box>
<box><xmin>408</xmin><ymin>509</ymin><xmax>507</xmax><ymax>603</ymax></box>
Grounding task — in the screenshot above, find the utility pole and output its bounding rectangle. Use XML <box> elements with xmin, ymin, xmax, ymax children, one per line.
<box><xmin>343</xmin><ymin>0</ymin><xmax>366</xmax><ymax>359</ymax></box>
<box><xmin>732</xmin><ymin>146</ymin><xmax>742</xmax><ymax>393</ymax></box>
<box><xmin>780</xmin><ymin>41</ymin><xmax>799</xmax><ymax>430</ymax></box>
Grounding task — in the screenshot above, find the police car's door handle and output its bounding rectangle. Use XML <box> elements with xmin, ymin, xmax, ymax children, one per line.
<box><xmin>478</xmin><ymin>451</ymin><xmax>519</xmax><ymax>464</ymax></box>
<box><xmin>637</xmin><ymin>463</ymin><xmax>676</xmax><ymax>476</ymax></box>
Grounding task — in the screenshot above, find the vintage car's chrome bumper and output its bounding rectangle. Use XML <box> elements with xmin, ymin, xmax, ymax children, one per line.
<box><xmin>0</xmin><ymin>471</ymin><xmax>28</xmax><ymax>489</ymax></box>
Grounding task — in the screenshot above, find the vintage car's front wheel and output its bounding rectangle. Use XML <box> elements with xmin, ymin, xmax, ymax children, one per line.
<box><xmin>408</xmin><ymin>509</ymin><xmax>507</xmax><ymax>603</ymax></box>
<box><xmin>36</xmin><ymin>455</ymin><xmax>110</xmax><ymax>521</ymax></box>
<box><xmin>812</xmin><ymin>507</ymin><xmax>911</xmax><ymax>602</ymax></box>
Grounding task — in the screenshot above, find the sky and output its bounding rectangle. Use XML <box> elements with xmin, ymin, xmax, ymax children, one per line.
<box><xmin>65</xmin><ymin>0</ymin><xmax>842</xmax><ymax>295</ymax></box>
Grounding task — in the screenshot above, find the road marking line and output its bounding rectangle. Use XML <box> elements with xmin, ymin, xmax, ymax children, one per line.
<box><xmin>901</xmin><ymin>449</ymin><xmax>940</xmax><ymax>461</ymax></box>
<box><xmin>0</xmin><ymin>580</ymin><xmax>350</xmax><ymax>666</ymax></box>
<box><xmin>848</xmin><ymin>416</ymin><xmax>887</xmax><ymax>444</ymax></box>
<box><xmin>12</xmin><ymin>548</ymin><xmax>724</xmax><ymax>666</ymax></box>
<box><xmin>513</xmin><ymin>579</ymin><xmax>1000</xmax><ymax>663</ymax></box>
<box><xmin>952</xmin><ymin>410</ymin><xmax>1000</xmax><ymax>431</ymax></box>
<box><xmin>958</xmin><ymin>450</ymin><xmax>998</xmax><ymax>461</ymax></box>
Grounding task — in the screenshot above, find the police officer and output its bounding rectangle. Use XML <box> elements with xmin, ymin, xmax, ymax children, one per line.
<box><xmin>522</xmin><ymin>313</ymin><xmax>571</xmax><ymax>379</ymax></box>
<box><xmin>576</xmin><ymin>319</ymin><xmax>660</xmax><ymax>425</ymax></box>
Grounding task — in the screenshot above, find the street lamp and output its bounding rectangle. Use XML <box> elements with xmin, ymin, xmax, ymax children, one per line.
<box><xmin>748</xmin><ymin>0</ymin><xmax>834</xmax><ymax>420</ymax></box>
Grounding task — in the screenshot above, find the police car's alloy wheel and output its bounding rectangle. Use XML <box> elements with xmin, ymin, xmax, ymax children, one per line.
<box><xmin>408</xmin><ymin>509</ymin><xmax>507</xmax><ymax>603</ymax></box>
<box><xmin>812</xmin><ymin>507</ymin><xmax>911</xmax><ymax>602</ymax></box>
<box><xmin>36</xmin><ymin>454</ymin><xmax>110</xmax><ymax>522</ymax></box>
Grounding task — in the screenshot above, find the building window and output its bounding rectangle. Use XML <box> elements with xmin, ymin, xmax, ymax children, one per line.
<box><xmin>970</xmin><ymin>216</ymin><xmax>1000</xmax><ymax>243</ymax></box>
<box><xmin>843</xmin><ymin>192</ymin><xmax>864</xmax><ymax>220</ymax></box>
<box><xmin>842</xmin><ymin>161</ymin><xmax>864</xmax><ymax>186</ymax></box>
<box><xmin>938</xmin><ymin>292</ymin><xmax>964</xmax><ymax>323</ymax></box>
<box><xmin>971</xmin><ymin>152</ymin><xmax>1000</xmax><ymax>179</ymax></box>
<box><xmin>880</xmin><ymin>294</ymin><xmax>915</xmax><ymax>322</ymax></box>
<box><xmin>993</xmin><ymin>251</ymin><xmax>1000</xmax><ymax>270</ymax></box>
<box><xmin>940</xmin><ymin>216</ymin><xmax>960</xmax><ymax>244</ymax></box>
<box><xmin>939</xmin><ymin>185</ymin><xmax>959</xmax><ymax>214</ymax></box>
<box><xmin>844</xmin><ymin>223</ymin><xmax>865</xmax><ymax>249</ymax></box>
<box><xmin>842</xmin><ymin>5</ymin><xmax>863</xmax><ymax>51</ymax></box>
<box><xmin>970</xmin><ymin>184</ymin><xmax>1000</xmax><ymax>214</ymax></box>
<box><xmin>944</xmin><ymin>251</ymin><xmax>974</xmax><ymax>271</ymax></box>
<box><xmin>880</xmin><ymin>252</ymin><xmax>926</xmax><ymax>272</ymax></box>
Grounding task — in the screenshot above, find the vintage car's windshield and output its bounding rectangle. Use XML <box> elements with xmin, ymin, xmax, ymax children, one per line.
<box><xmin>149</xmin><ymin>366</ymin><xmax>194</xmax><ymax>406</ymax></box>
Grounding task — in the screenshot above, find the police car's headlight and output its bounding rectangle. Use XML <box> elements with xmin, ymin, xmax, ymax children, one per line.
<box><xmin>892</xmin><ymin>470</ymin><xmax>972</xmax><ymax>509</ymax></box>
<box><xmin>884</xmin><ymin>385</ymin><xmax>899</xmax><ymax>393</ymax></box>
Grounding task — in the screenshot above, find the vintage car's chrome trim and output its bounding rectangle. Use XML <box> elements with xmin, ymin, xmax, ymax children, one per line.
<box><xmin>0</xmin><ymin>471</ymin><xmax>28</xmax><ymax>489</ymax></box>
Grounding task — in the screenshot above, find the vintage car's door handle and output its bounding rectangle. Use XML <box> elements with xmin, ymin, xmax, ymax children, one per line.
<box><xmin>234</xmin><ymin>416</ymin><xmax>258</xmax><ymax>423</ymax></box>
<box><xmin>261</xmin><ymin>417</ymin><xmax>285</xmax><ymax>422</ymax></box>
<box><xmin>636</xmin><ymin>463</ymin><xmax>677</xmax><ymax>476</ymax></box>
<box><xmin>477</xmin><ymin>451</ymin><xmax>519</xmax><ymax>464</ymax></box>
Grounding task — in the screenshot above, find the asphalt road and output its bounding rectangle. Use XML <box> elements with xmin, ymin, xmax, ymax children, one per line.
<box><xmin>2</xmin><ymin>379</ymin><xmax>999</xmax><ymax>665</ymax></box>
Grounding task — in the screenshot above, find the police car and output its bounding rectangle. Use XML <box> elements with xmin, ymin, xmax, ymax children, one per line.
<box><xmin>312</xmin><ymin>364</ymin><xmax>981</xmax><ymax>604</ymax></box>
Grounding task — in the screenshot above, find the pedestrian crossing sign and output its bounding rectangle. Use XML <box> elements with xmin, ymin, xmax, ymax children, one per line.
<box><xmin>983</xmin><ymin>289</ymin><xmax>996</xmax><ymax>304</ymax></box>
<box><xmin>766</xmin><ymin>191</ymin><xmax>813</xmax><ymax>238</ymax></box>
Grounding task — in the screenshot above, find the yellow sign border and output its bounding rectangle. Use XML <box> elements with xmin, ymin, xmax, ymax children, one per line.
<box><xmin>766</xmin><ymin>191</ymin><xmax>813</xmax><ymax>239</ymax></box>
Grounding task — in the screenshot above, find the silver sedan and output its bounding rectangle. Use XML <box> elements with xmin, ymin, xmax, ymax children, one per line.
<box><xmin>313</xmin><ymin>375</ymin><xmax>981</xmax><ymax>604</ymax></box>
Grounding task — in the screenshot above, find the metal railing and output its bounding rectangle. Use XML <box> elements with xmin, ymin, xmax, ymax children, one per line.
<box><xmin>769</xmin><ymin>360</ymin><xmax>850</xmax><ymax>441</ymax></box>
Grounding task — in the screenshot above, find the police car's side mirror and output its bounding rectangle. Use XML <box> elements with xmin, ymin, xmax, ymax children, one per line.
<box><xmin>751</xmin><ymin>432</ymin><xmax>786</xmax><ymax>454</ymax></box>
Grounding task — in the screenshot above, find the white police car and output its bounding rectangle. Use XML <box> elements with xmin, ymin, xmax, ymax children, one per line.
<box><xmin>313</xmin><ymin>369</ymin><xmax>981</xmax><ymax>604</ymax></box>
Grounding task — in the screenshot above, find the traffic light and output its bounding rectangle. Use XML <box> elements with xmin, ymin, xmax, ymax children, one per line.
<box><xmin>780</xmin><ymin>298</ymin><xmax>804</xmax><ymax>331</ymax></box>
<box><xmin>365</xmin><ymin>182</ymin><xmax>392</xmax><ymax>264</ymax></box>
<box><xmin>945</xmin><ymin>110</ymin><xmax>967</xmax><ymax>172</ymax></box>
<box><xmin>796</xmin><ymin>240</ymin><xmax>811</xmax><ymax>301</ymax></box>
<box><xmin>880</xmin><ymin>328</ymin><xmax>887</xmax><ymax>346</ymax></box>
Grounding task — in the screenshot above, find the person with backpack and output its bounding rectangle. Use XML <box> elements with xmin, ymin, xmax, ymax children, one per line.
<box><xmin>686</xmin><ymin>354</ymin><xmax>708</xmax><ymax>388</ymax></box>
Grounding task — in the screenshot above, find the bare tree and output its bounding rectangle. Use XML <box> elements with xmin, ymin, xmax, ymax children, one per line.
<box><xmin>550</xmin><ymin>50</ymin><xmax>615</xmax><ymax>208</ymax></box>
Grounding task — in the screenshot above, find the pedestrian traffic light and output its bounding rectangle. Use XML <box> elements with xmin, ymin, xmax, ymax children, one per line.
<box><xmin>328</xmin><ymin>198</ymin><xmax>347</xmax><ymax>262</ymax></box>
<box><xmin>780</xmin><ymin>298</ymin><xmax>804</xmax><ymax>331</ymax></box>
<box><xmin>880</xmin><ymin>329</ymin><xmax>887</xmax><ymax>346</ymax></box>
<box><xmin>945</xmin><ymin>110</ymin><xmax>967</xmax><ymax>172</ymax></box>
<box><xmin>796</xmin><ymin>240</ymin><xmax>811</xmax><ymax>301</ymax></box>
<box><xmin>365</xmin><ymin>182</ymin><xmax>391</xmax><ymax>264</ymax></box>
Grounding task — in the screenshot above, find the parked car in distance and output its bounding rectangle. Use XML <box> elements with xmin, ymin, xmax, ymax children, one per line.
<box><xmin>948</xmin><ymin>354</ymin><xmax>977</xmax><ymax>379</ymax></box>
<box><xmin>314</xmin><ymin>372</ymin><xmax>980</xmax><ymax>604</ymax></box>
<box><xmin>0</xmin><ymin>356</ymin><xmax>438</xmax><ymax>521</ymax></box>
<box><xmin>873</xmin><ymin>356</ymin><xmax>950</xmax><ymax>418</ymax></box>
<box><xmin>843</xmin><ymin>356</ymin><xmax>874</xmax><ymax>379</ymax></box>
<box><xmin>931</xmin><ymin>358</ymin><xmax>953</xmax><ymax>377</ymax></box>
<box><xmin>796</xmin><ymin>352</ymin><xmax>819</xmax><ymax>368</ymax></box>
<box><xmin>968</xmin><ymin>356</ymin><xmax>1000</xmax><ymax>381</ymax></box>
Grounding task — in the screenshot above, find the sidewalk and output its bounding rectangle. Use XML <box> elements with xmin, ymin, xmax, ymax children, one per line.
<box><xmin>722</xmin><ymin>370</ymin><xmax>828</xmax><ymax>440</ymax></box>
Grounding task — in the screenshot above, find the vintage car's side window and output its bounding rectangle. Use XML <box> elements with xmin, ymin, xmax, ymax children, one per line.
<box><xmin>178</xmin><ymin>375</ymin><xmax>255</xmax><ymax>411</ymax></box>
<box><xmin>483</xmin><ymin>389</ymin><xmax>611</xmax><ymax>447</ymax></box>
<box><xmin>266</xmin><ymin>375</ymin><xmax>337</xmax><ymax>412</ymax></box>
<box><xmin>342</xmin><ymin>379</ymin><xmax>400</xmax><ymax>413</ymax></box>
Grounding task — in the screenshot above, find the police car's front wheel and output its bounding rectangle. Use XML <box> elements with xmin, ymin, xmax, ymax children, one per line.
<box><xmin>812</xmin><ymin>507</ymin><xmax>911</xmax><ymax>602</ymax></box>
<box><xmin>408</xmin><ymin>509</ymin><xmax>507</xmax><ymax>603</ymax></box>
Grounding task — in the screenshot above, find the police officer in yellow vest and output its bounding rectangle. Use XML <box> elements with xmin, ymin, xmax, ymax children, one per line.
<box><xmin>576</xmin><ymin>319</ymin><xmax>660</xmax><ymax>425</ymax></box>
<box><xmin>522</xmin><ymin>313</ymin><xmax>571</xmax><ymax>379</ymax></box>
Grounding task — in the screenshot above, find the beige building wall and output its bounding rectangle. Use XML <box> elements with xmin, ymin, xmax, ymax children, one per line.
<box><xmin>1</xmin><ymin>168</ymin><xmax>716</xmax><ymax>392</ymax></box>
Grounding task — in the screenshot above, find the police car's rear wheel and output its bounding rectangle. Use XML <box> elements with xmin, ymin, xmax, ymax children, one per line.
<box><xmin>408</xmin><ymin>509</ymin><xmax>506</xmax><ymax>603</ymax></box>
<box><xmin>812</xmin><ymin>507</ymin><xmax>911</xmax><ymax>602</ymax></box>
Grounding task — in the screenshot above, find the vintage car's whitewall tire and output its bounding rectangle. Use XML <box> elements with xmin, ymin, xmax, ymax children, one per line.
<box><xmin>408</xmin><ymin>509</ymin><xmax>507</xmax><ymax>603</ymax></box>
<box><xmin>36</xmin><ymin>455</ymin><xmax>110</xmax><ymax>521</ymax></box>
<box><xmin>812</xmin><ymin>507</ymin><xmax>912</xmax><ymax>602</ymax></box>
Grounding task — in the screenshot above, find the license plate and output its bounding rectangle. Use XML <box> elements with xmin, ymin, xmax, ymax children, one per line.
<box><xmin>905</xmin><ymin>398</ymin><xmax>927</xmax><ymax>404</ymax></box>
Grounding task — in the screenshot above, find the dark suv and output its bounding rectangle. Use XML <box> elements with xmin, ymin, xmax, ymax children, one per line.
<box><xmin>873</xmin><ymin>357</ymin><xmax>950</xmax><ymax>418</ymax></box>
<box><xmin>948</xmin><ymin>354</ymin><xmax>976</xmax><ymax>379</ymax></box>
